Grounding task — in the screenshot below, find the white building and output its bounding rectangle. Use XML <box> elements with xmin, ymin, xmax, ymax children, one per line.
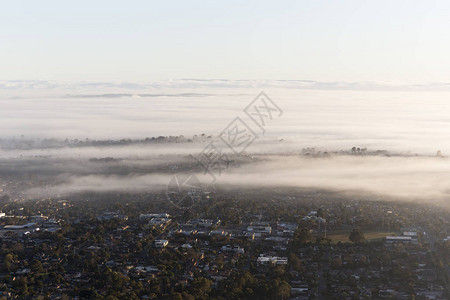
<box><xmin>257</xmin><ymin>254</ymin><xmax>288</xmax><ymax>265</ymax></box>
<box><xmin>386</xmin><ymin>236</ymin><xmax>417</xmax><ymax>244</ymax></box>
<box><xmin>140</xmin><ymin>213</ymin><xmax>170</xmax><ymax>220</ymax></box>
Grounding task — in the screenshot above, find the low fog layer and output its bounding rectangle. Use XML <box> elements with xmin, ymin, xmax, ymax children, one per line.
<box><xmin>16</xmin><ymin>151</ymin><xmax>450</xmax><ymax>207</ymax></box>
<box><xmin>219</xmin><ymin>155</ymin><xmax>450</xmax><ymax>201</ymax></box>
<box><xmin>3</xmin><ymin>82</ymin><xmax>450</xmax><ymax>154</ymax></box>
<box><xmin>3</xmin><ymin>81</ymin><xmax>450</xmax><ymax>205</ymax></box>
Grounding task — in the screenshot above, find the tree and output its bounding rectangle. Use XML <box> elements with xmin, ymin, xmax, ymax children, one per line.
<box><xmin>288</xmin><ymin>253</ymin><xmax>301</xmax><ymax>272</ymax></box>
<box><xmin>349</xmin><ymin>228</ymin><xmax>366</xmax><ymax>243</ymax></box>
<box><xmin>4</xmin><ymin>254</ymin><xmax>14</xmax><ymax>272</ymax></box>
<box><xmin>295</xmin><ymin>228</ymin><xmax>312</xmax><ymax>245</ymax></box>
<box><xmin>189</xmin><ymin>277</ymin><xmax>212</xmax><ymax>299</ymax></box>
<box><xmin>31</xmin><ymin>260</ymin><xmax>43</xmax><ymax>273</ymax></box>
<box><xmin>317</xmin><ymin>208</ymin><xmax>325</xmax><ymax>218</ymax></box>
<box><xmin>269</xmin><ymin>280</ymin><xmax>291</xmax><ymax>299</ymax></box>
<box><xmin>277</xmin><ymin>281</ymin><xmax>291</xmax><ymax>299</ymax></box>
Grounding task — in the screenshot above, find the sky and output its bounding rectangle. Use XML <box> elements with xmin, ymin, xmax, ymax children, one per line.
<box><xmin>2</xmin><ymin>0</ymin><xmax>450</xmax><ymax>83</ymax></box>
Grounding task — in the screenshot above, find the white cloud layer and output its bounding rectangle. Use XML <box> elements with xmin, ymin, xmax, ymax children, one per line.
<box><xmin>3</xmin><ymin>80</ymin><xmax>450</xmax><ymax>206</ymax></box>
<box><xmin>2</xmin><ymin>82</ymin><xmax>450</xmax><ymax>155</ymax></box>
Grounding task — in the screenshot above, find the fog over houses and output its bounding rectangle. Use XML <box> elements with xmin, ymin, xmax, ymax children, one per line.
<box><xmin>2</xmin><ymin>1</ymin><xmax>450</xmax><ymax>299</ymax></box>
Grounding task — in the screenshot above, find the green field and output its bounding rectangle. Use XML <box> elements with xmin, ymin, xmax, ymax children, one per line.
<box><xmin>314</xmin><ymin>228</ymin><xmax>395</xmax><ymax>243</ymax></box>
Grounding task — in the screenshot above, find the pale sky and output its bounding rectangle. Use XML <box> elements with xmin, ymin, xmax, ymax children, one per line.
<box><xmin>1</xmin><ymin>0</ymin><xmax>450</xmax><ymax>83</ymax></box>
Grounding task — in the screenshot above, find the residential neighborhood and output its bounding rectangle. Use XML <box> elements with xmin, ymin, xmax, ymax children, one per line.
<box><xmin>0</xmin><ymin>189</ymin><xmax>448</xmax><ymax>299</ymax></box>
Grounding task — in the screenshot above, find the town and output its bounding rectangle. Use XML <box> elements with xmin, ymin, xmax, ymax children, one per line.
<box><xmin>4</xmin><ymin>0</ymin><xmax>450</xmax><ymax>299</ymax></box>
<box><xmin>0</xmin><ymin>187</ymin><xmax>448</xmax><ymax>299</ymax></box>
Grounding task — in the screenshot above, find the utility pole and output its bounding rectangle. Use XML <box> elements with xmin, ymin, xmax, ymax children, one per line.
<box><xmin>387</xmin><ymin>211</ymin><xmax>392</xmax><ymax>233</ymax></box>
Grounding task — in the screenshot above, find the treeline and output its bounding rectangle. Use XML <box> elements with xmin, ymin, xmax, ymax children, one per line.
<box><xmin>0</xmin><ymin>134</ymin><xmax>214</xmax><ymax>150</ymax></box>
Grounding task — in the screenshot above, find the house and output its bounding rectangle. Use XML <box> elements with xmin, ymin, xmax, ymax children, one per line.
<box><xmin>87</xmin><ymin>245</ymin><xmax>101</xmax><ymax>251</ymax></box>
<box><xmin>181</xmin><ymin>244</ymin><xmax>193</xmax><ymax>249</ymax></box>
<box><xmin>240</xmin><ymin>231</ymin><xmax>256</xmax><ymax>240</ymax></box>
<box><xmin>257</xmin><ymin>254</ymin><xmax>288</xmax><ymax>265</ymax></box>
<box><xmin>4</xmin><ymin>223</ymin><xmax>36</xmax><ymax>230</ymax></box>
<box><xmin>221</xmin><ymin>245</ymin><xmax>244</xmax><ymax>254</ymax></box>
<box><xmin>378</xmin><ymin>289</ymin><xmax>396</xmax><ymax>298</ymax></box>
<box><xmin>291</xmin><ymin>284</ymin><xmax>309</xmax><ymax>296</ymax></box>
<box><xmin>210</xmin><ymin>230</ymin><xmax>230</xmax><ymax>236</ymax></box>
<box><xmin>196</xmin><ymin>219</ymin><xmax>220</xmax><ymax>228</ymax></box>
<box><xmin>154</xmin><ymin>240</ymin><xmax>169</xmax><ymax>248</ymax></box>
<box><xmin>16</xmin><ymin>268</ymin><xmax>31</xmax><ymax>275</ymax></box>
<box><xmin>139</xmin><ymin>213</ymin><xmax>170</xmax><ymax>221</ymax></box>
<box><xmin>105</xmin><ymin>260</ymin><xmax>118</xmax><ymax>268</ymax></box>
<box><xmin>30</xmin><ymin>215</ymin><xmax>47</xmax><ymax>223</ymax></box>
<box><xmin>148</xmin><ymin>217</ymin><xmax>171</xmax><ymax>226</ymax></box>
<box><xmin>247</xmin><ymin>222</ymin><xmax>271</xmax><ymax>235</ymax></box>
<box><xmin>135</xmin><ymin>266</ymin><xmax>159</xmax><ymax>273</ymax></box>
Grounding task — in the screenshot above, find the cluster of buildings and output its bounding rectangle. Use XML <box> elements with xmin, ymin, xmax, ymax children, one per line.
<box><xmin>0</xmin><ymin>195</ymin><xmax>448</xmax><ymax>299</ymax></box>
<box><xmin>0</xmin><ymin>214</ymin><xmax>61</xmax><ymax>237</ymax></box>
